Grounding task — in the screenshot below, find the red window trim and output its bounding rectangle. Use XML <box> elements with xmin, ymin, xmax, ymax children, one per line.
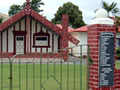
<box><xmin>33</xmin><ymin>30</ymin><xmax>50</xmax><ymax>48</ymax></box>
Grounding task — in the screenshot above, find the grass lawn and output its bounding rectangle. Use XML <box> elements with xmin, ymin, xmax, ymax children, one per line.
<box><xmin>116</xmin><ymin>60</ymin><xmax>120</xmax><ymax>68</ymax></box>
<box><xmin>0</xmin><ymin>63</ymin><xmax>88</xmax><ymax>90</ymax></box>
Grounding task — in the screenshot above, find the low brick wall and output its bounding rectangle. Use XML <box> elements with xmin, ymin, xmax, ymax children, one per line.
<box><xmin>115</xmin><ymin>69</ymin><xmax>120</xmax><ymax>89</ymax></box>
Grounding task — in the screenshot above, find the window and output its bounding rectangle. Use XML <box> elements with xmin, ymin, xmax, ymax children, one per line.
<box><xmin>36</xmin><ymin>37</ymin><xmax>47</xmax><ymax>41</ymax></box>
<box><xmin>35</xmin><ymin>36</ymin><xmax>48</xmax><ymax>46</ymax></box>
<box><xmin>16</xmin><ymin>36</ymin><xmax>24</xmax><ymax>41</ymax></box>
<box><xmin>33</xmin><ymin>30</ymin><xmax>50</xmax><ymax>47</ymax></box>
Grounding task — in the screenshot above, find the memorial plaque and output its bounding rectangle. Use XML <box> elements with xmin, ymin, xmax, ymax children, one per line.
<box><xmin>99</xmin><ymin>32</ymin><xmax>114</xmax><ymax>87</ymax></box>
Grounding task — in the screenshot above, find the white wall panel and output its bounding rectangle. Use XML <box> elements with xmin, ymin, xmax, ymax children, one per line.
<box><xmin>8</xmin><ymin>27</ymin><xmax>13</xmax><ymax>52</ymax></box>
<box><xmin>2</xmin><ymin>31</ymin><xmax>7</xmax><ymax>52</ymax></box>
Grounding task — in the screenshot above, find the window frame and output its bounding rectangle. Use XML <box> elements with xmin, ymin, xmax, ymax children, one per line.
<box><xmin>33</xmin><ymin>30</ymin><xmax>50</xmax><ymax>48</ymax></box>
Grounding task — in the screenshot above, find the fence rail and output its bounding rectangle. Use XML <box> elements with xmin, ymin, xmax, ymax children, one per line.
<box><xmin>0</xmin><ymin>45</ymin><xmax>90</xmax><ymax>90</ymax></box>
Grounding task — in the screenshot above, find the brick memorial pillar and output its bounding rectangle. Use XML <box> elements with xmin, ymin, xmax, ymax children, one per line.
<box><xmin>88</xmin><ymin>8</ymin><xmax>116</xmax><ymax>90</ymax></box>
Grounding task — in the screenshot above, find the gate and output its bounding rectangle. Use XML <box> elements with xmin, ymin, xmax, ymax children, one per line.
<box><xmin>0</xmin><ymin>45</ymin><xmax>91</xmax><ymax>90</ymax></box>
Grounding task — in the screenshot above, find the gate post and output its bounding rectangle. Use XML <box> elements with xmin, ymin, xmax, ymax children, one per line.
<box><xmin>87</xmin><ymin>8</ymin><xmax>116</xmax><ymax>90</ymax></box>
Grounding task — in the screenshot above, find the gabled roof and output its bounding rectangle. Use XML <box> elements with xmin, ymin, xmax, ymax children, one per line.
<box><xmin>0</xmin><ymin>10</ymin><xmax>25</xmax><ymax>31</ymax></box>
<box><xmin>0</xmin><ymin>3</ymin><xmax>80</xmax><ymax>45</ymax></box>
<box><xmin>73</xmin><ymin>25</ymin><xmax>88</xmax><ymax>32</ymax></box>
<box><xmin>0</xmin><ymin>9</ymin><xmax>62</xmax><ymax>35</ymax></box>
<box><xmin>56</xmin><ymin>24</ymin><xmax>88</xmax><ymax>32</ymax></box>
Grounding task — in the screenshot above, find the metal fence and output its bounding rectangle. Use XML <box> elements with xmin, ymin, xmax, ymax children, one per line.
<box><xmin>0</xmin><ymin>45</ymin><xmax>91</xmax><ymax>90</ymax></box>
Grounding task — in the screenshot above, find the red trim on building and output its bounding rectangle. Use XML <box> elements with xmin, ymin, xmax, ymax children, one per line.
<box><xmin>26</xmin><ymin>16</ymin><xmax>30</xmax><ymax>53</ymax></box>
<box><xmin>30</xmin><ymin>9</ymin><xmax>62</xmax><ymax>35</ymax></box>
<box><xmin>0</xmin><ymin>7</ymin><xmax>79</xmax><ymax>46</ymax></box>
<box><xmin>52</xmin><ymin>33</ymin><xmax>54</xmax><ymax>52</ymax></box>
<box><xmin>35</xmin><ymin>21</ymin><xmax>37</xmax><ymax>52</ymax></box>
<box><xmin>1</xmin><ymin>33</ymin><xmax>2</xmax><ymax>52</ymax></box>
<box><xmin>0</xmin><ymin>52</ymin><xmax>62</xmax><ymax>58</ymax></box>
<box><xmin>13</xmin><ymin>31</ymin><xmax>27</xmax><ymax>54</ymax></box>
<box><xmin>46</xmin><ymin>30</ymin><xmax>48</xmax><ymax>52</ymax></box>
<box><xmin>0</xmin><ymin>3</ymin><xmax>80</xmax><ymax>61</ymax></box>
<box><xmin>33</xmin><ymin>27</ymin><xmax>50</xmax><ymax>48</ymax></box>
<box><xmin>13</xmin><ymin>26</ymin><xmax>16</xmax><ymax>54</ymax></box>
<box><xmin>0</xmin><ymin>10</ymin><xmax>25</xmax><ymax>31</ymax></box>
<box><xmin>0</xmin><ymin>33</ymin><xmax>1</xmax><ymax>53</ymax></box>
<box><xmin>7</xmin><ymin>30</ymin><xmax>8</xmax><ymax>52</ymax></box>
<box><xmin>30</xmin><ymin>18</ymin><xmax>32</xmax><ymax>52</ymax></box>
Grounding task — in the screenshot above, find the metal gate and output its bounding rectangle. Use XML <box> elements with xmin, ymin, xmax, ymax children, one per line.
<box><xmin>0</xmin><ymin>45</ymin><xmax>91</xmax><ymax>90</ymax></box>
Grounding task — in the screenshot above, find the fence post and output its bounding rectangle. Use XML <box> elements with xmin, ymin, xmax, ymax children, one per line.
<box><xmin>9</xmin><ymin>61</ymin><xmax>13</xmax><ymax>90</ymax></box>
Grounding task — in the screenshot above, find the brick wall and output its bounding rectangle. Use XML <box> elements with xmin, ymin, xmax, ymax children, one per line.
<box><xmin>88</xmin><ymin>24</ymin><xmax>116</xmax><ymax>90</ymax></box>
<box><xmin>115</xmin><ymin>69</ymin><xmax>120</xmax><ymax>89</ymax></box>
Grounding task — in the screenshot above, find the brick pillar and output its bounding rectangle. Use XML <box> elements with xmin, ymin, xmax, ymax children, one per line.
<box><xmin>88</xmin><ymin>24</ymin><xmax>116</xmax><ymax>90</ymax></box>
<box><xmin>61</xmin><ymin>14</ymin><xmax>68</xmax><ymax>61</ymax></box>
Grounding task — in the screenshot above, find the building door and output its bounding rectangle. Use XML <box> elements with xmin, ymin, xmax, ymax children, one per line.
<box><xmin>16</xmin><ymin>36</ymin><xmax>24</xmax><ymax>54</ymax></box>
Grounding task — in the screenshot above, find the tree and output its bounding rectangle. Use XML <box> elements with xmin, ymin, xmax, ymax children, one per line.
<box><xmin>51</xmin><ymin>2</ymin><xmax>85</xmax><ymax>28</ymax></box>
<box><xmin>102</xmin><ymin>1</ymin><xmax>120</xmax><ymax>32</ymax></box>
<box><xmin>8</xmin><ymin>5</ymin><xmax>21</xmax><ymax>16</ymax></box>
<box><xmin>8</xmin><ymin>0</ymin><xmax>44</xmax><ymax>16</ymax></box>
<box><xmin>31</xmin><ymin>0</ymin><xmax>44</xmax><ymax>12</ymax></box>
<box><xmin>102</xmin><ymin>1</ymin><xmax>120</xmax><ymax>16</ymax></box>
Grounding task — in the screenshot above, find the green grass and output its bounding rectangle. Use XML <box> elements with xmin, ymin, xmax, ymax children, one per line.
<box><xmin>116</xmin><ymin>60</ymin><xmax>120</xmax><ymax>68</ymax></box>
<box><xmin>0</xmin><ymin>63</ymin><xmax>88</xmax><ymax>90</ymax></box>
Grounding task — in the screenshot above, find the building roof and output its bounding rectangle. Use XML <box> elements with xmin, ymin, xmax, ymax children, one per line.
<box><xmin>56</xmin><ymin>24</ymin><xmax>88</xmax><ymax>32</ymax></box>
<box><xmin>0</xmin><ymin>1</ymin><xmax>80</xmax><ymax>45</ymax></box>
<box><xmin>56</xmin><ymin>24</ymin><xmax>74</xmax><ymax>32</ymax></box>
<box><xmin>72</xmin><ymin>25</ymin><xmax>88</xmax><ymax>32</ymax></box>
<box><xmin>0</xmin><ymin>9</ymin><xmax>62</xmax><ymax>35</ymax></box>
<box><xmin>56</xmin><ymin>24</ymin><xmax>88</xmax><ymax>33</ymax></box>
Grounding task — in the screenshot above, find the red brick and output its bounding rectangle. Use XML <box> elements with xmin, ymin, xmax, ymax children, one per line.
<box><xmin>88</xmin><ymin>40</ymin><xmax>99</xmax><ymax>44</ymax></box>
<box><xmin>90</xmin><ymin>47</ymin><xmax>99</xmax><ymax>51</ymax></box>
<box><xmin>91</xmin><ymin>55</ymin><xmax>99</xmax><ymax>59</ymax></box>
<box><xmin>92</xmin><ymin>60</ymin><xmax>99</xmax><ymax>64</ymax></box>
<box><xmin>88</xmin><ymin>36</ymin><xmax>99</xmax><ymax>40</ymax></box>
<box><xmin>89</xmin><ymin>78</ymin><xmax>99</xmax><ymax>83</ymax></box>
<box><xmin>90</xmin><ymin>51</ymin><xmax>99</xmax><ymax>55</ymax></box>
<box><xmin>89</xmin><ymin>44</ymin><xmax>99</xmax><ymax>48</ymax></box>
<box><xmin>90</xmin><ymin>87</ymin><xmax>99</xmax><ymax>90</ymax></box>
<box><xmin>115</xmin><ymin>86</ymin><xmax>120</xmax><ymax>88</ymax></box>
<box><xmin>89</xmin><ymin>70</ymin><xmax>98</xmax><ymax>75</ymax></box>
<box><xmin>100</xmin><ymin>87</ymin><xmax>111</xmax><ymax>90</ymax></box>
<box><xmin>88</xmin><ymin>32</ymin><xmax>99</xmax><ymax>36</ymax></box>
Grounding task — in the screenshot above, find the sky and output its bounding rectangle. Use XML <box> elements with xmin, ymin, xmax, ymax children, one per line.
<box><xmin>0</xmin><ymin>0</ymin><xmax>120</xmax><ymax>24</ymax></box>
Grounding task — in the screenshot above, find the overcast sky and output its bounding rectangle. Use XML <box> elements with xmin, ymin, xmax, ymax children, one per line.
<box><xmin>0</xmin><ymin>0</ymin><xmax>120</xmax><ymax>24</ymax></box>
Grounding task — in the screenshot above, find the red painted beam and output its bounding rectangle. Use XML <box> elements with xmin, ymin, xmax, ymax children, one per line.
<box><xmin>26</xmin><ymin>16</ymin><xmax>30</xmax><ymax>53</ymax></box>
